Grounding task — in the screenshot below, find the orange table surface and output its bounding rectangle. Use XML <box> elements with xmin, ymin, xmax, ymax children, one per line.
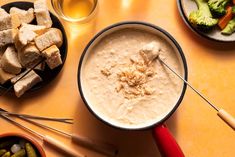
<box><xmin>0</xmin><ymin>0</ymin><xmax>235</xmax><ymax>157</ymax></box>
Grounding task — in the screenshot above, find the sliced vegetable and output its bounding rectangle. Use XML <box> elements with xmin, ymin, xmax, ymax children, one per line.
<box><xmin>218</xmin><ymin>6</ymin><xmax>233</xmax><ymax>29</ymax></box>
<box><xmin>222</xmin><ymin>17</ymin><xmax>235</xmax><ymax>34</ymax></box>
<box><xmin>0</xmin><ymin>149</ymin><xmax>7</xmax><ymax>156</ymax></box>
<box><xmin>25</xmin><ymin>143</ymin><xmax>37</xmax><ymax>157</ymax></box>
<box><xmin>10</xmin><ymin>149</ymin><xmax>25</xmax><ymax>157</ymax></box>
<box><xmin>2</xmin><ymin>151</ymin><xmax>10</xmax><ymax>157</ymax></box>
<box><xmin>232</xmin><ymin>6</ymin><xmax>235</xmax><ymax>14</ymax></box>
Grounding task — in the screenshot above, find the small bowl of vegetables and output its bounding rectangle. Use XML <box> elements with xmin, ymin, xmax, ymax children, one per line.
<box><xmin>0</xmin><ymin>133</ymin><xmax>45</xmax><ymax>157</ymax></box>
<box><xmin>178</xmin><ymin>0</ymin><xmax>235</xmax><ymax>42</ymax></box>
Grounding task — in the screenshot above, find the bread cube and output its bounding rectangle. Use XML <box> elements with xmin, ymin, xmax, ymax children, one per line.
<box><xmin>10</xmin><ymin>7</ymin><xmax>34</xmax><ymax>25</ymax></box>
<box><xmin>34</xmin><ymin>0</ymin><xmax>48</xmax><ymax>10</ymax></box>
<box><xmin>0</xmin><ymin>8</ymin><xmax>21</xmax><ymax>31</ymax></box>
<box><xmin>18</xmin><ymin>43</ymin><xmax>41</xmax><ymax>68</ymax></box>
<box><xmin>13</xmin><ymin>70</ymin><xmax>42</xmax><ymax>97</ymax></box>
<box><xmin>34</xmin><ymin>0</ymin><xmax>52</xmax><ymax>28</ymax></box>
<box><xmin>35</xmin><ymin>28</ymin><xmax>63</xmax><ymax>51</ymax></box>
<box><xmin>42</xmin><ymin>45</ymin><xmax>62</xmax><ymax>69</ymax></box>
<box><xmin>0</xmin><ymin>29</ymin><xmax>18</xmax><ymax>47</ymax></box>
<box><xmin>18</xmin><ymin>26</ymin><xmax>37</xmax><ymax>46</ymax></box>
<box><xmin>0</xmin><ymin>46</ymin><xmax>22</xmax><ymax>74</ymax></box>
<box><xmin>21</xmin><ymin>23</ymin><xmax>47</xmax><ymax>35</ymax></box>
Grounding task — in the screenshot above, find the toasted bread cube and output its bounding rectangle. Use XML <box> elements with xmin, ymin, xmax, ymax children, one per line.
<box><xmin>34</xmin><ymin>0</ymin><xmax>52</xmax><ymax>28</ymax></box>
<box><xmin>42</xmin><ymin>45</ymin><xmax>62</xmax><ymax>69</ymax></box>
<box><xmin>18</xmin><ymin>26</ymin><xmax>37</xmax><ymax>46</ymax></box>
<box><xmin>10</xmin><ymin>7</ymin><xmax>35</xmax><ymax>25</ymax></box>
<box><xmin>139</xmin><ymin>42</ymin><xmax>161</xmax><ymax>62</ymax></box>
<box><xmin>21</xmin><ymin>23</ymin><xmax>47</xmax><ymax>35</ymax></box>
<box><xmin>0</xmin><ymin>8</ymin><xmax>21</xmax><ymax>31</ymax></box>
<box><xmin>0</xmin><ymin>14</ymin><xmax>12</xmax><ymax>31</ymax></box>
<box><xmin>35</xmin><ymin>28</ymin><xmax>63</xmax><ymax>51</ymax></box>
<box><xmin>0</xmin><ymin>8</ymin><xmax>8</xmax><ymax>16</ymax></box>
<box><xmin>1</xmin><ymin>46</ymin><xmax>22</xmax><ymax>74</ymax></box>
<box><xmin>13</xmin><ymin>70</ymin><xmax>42</xmax><ymax>97</ymax></box>
<box><xmin>18</xmin><ymin>43</ymin><xmax>41</xmax><ymax>68</ymax></box>
<box><xmin>35</xmin><ymin>10</ymin><xmax>52</xmax><ymax>28</ymax></box>
<box><xmin>34</xmin><ymin>0</ymin><xmax>48</xmax><ymax>10</ymax></box>
<box><xmin>0</xmin><ymin>29</ymin><xmax>18</xmax><ymax>47</ymax></box>
<box><xmin>0</xmin><ymin>67</ymin><xmax>15</xmax><ymax>84</ymax></box>
<box><xmin>14</xmin><ymin>33</ymin><xmax>24</xmax><ymax>51</ymax></box>
<box><xmin>10</xmin><ymin>13</ymin><xmax>21</xmax><ymax>28</ymax></box>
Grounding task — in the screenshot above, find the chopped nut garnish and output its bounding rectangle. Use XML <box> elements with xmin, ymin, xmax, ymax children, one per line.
<box><xmin>101</xmin><ymin>43</ymin><xmax>159</xmax><ymax>99</ymax></box>
<box><xmin>144</xmin><ymin>86</ymin><xmax>154</xmax><ymax>95</ymax></box>
<box><xmin>116</xmin><ymin>83</ymin><xmax>124</xmax><ymax>92</ymax></box>
<box><xmin>101</xmin><ymin>68</ymin><xmax>111</xmax><ymax>76</ymax></box>
<box><xmin>116</xmin><ymin>53</ymin><xmax>156</xmax><ymax>98</ymax></box>
<box><xmin>145</xmin><ymin>68</ymin><xmax>154</xmax><ymax>76</ymax></box>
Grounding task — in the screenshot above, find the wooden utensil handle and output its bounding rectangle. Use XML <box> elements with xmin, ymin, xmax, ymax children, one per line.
<box><xmin>71</xmin><ymin>134</ymin><xmax>118</xmax><ymax>156</ymax></box>
<box><xmin>217</xmin><ymin>109</ymin><xmax>235</xmax><ymax>130</ymax></box>
<box><xmin>43</xmin><ymin>135</ymin><xmax>85</xmax><ymax>157</ymax></box>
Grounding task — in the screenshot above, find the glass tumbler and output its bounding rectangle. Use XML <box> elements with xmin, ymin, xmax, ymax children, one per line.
<box><xmin>51</xmin><ymin>0</ymin><xmax>98</xmax><ymax>23</ymax></box>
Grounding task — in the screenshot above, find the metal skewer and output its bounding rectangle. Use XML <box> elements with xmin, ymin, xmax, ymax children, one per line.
<box><xmin>17</xmin><ymin>116</ymin><xmax>118</xmax><ymax>157</ymax></box>
<box><xmin>157</xmin><ymin>56</ymin><xmax>235</xmax><ymax>130</ymax></box>
<box><xmin>0</xmin><ymin>114</ymin><xmax>85</xmax><ymax>157</ymax></box>
<box><xmin>0</xmin><ymin>108</ymin><xmax>118</xmax><ymax>156</ymax></box>
<box><xmin>158</xmin><ymin>57</ymin><xmax>219</xmax><ymax>111</ymax></box>
<box><xmin>0</xmin><ymin>110</ymin><xmax>73</xmax><ymax>124</ymax></box>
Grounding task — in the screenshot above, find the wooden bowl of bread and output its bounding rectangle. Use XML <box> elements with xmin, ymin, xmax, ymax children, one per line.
<box><xmin>0</xmin><ymin>0</ymin><xmax>67</xmax><ymax>98</ymax></box>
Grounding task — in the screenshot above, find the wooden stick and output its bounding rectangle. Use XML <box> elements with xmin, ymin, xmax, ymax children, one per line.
<box><xmin>217</xmin><ymin>109</ymin><xmax>235</xmax><ymax>130</ymax></box>
<box><xmin>44</xmin><ymin>135</ymin><xmax>86</xmax><ymax>157</ymax></box>
<box><xmin>71</xmin><ymin>134</ymin><xmax>118</xmax><ymax>156</ymax></box>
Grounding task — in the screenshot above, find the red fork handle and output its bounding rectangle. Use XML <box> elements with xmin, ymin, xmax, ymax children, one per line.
<box><xmin>153</xmin><ymin>124</ymin><xmax>185</xmax><ymax>157</ymax></box>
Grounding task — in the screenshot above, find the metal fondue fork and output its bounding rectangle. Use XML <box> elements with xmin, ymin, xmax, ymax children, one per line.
<box><xmin>0</xmin><ymin>113</ymin><xmax>85</xmax><ymax>157</ymax></box>
<box><xmin>0</xmin><ymin>108</ymin><xmax>118</xmax><ymax>156</ymax></box>
<box><xmin>0</xmin><ymin>108</ymin><xmax>73</xmax><ymax>124</ymax></box>
<box><xmin>157</xmin><ymin>55</ymin><xmax>235</xmax><ymax>130</ymax></box>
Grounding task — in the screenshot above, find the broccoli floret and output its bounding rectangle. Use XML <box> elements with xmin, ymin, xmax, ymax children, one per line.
<box><xmin>232</xmin><ymin>6</ymin><xmax>235</xmax><ymax>14</ymax></box>
<box><xmin>208</xmin><ymin>0</ymin><xmax>230</xmax><ymax>17</ymax></box>
<box><xmin>221</xmin><ymin>17</ymin><xmax>235</xmax><ymax>35</ymax></box>
<box><xmin>189</xmin><ymin>0</ymin><xmax>218</xmax><ymax>31</ymax></box>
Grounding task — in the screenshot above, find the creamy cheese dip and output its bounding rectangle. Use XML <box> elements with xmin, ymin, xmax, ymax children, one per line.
<box><xmin>81</xmin><ymin>28</ymin><xmax>184</xmax><ymax>129</ymax></box>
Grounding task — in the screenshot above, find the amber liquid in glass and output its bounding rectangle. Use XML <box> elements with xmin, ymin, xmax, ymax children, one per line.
<box><xmin>61</xmin><ymin>0</ymin><xmax>95</xmax><ymax>19</ymax></box>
